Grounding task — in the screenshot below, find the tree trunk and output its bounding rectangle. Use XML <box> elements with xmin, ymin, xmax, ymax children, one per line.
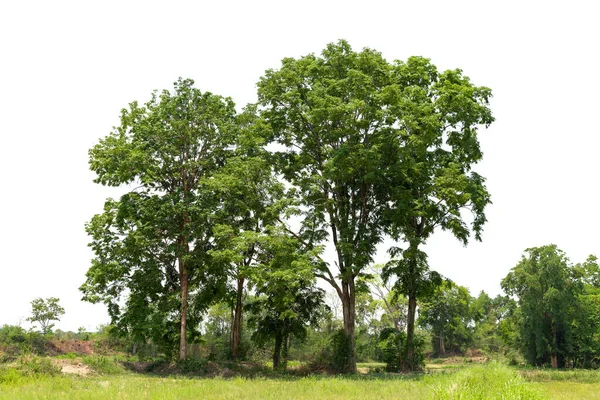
<box><xmin>439</xmin><ymin>335</ymin><xmax>446</xmax><ymax>357</ymax></box>
<box><xmin>550</xmin><ymin>317</ymin><xmax>558</xmax><ymax>368</ymax></box>
<box><xmin>231</xmin><ymin>276</ymin><xmax>244</xmax><ymax>361</ymax></box>
<box><xmin>402</xmin><ymin>293</ymin><xmax>417</xmax><ymax>371</ymax></box>
<box><xmin>273</xmin><ymin>332</ymin><xmax>283</xmax><ymax>370</ymax></box>
<box><xmin>179</xmin><ymin>258</ymin><xmax>189</xmax><ymax>361</ymax></box>
<box><xmin>340</xmin><ymin>279</ymin><xmax>357</xmax><ymax>373</ymax></box>
<box><xmin>281</xmin><ymin>333</ymin><xmax>289</xmax><ymax>371</ymax></box>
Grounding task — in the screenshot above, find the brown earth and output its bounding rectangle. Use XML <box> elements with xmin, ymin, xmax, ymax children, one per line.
<box><xmin>47</xmin><ymin>340</ymin><xmax>95</xmax><ymax>355</ymax></box>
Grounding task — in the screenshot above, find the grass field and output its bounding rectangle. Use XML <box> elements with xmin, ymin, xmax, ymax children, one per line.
<box><xmin>2</xmin><ymin>357</ymin><xmax>599</xmax><ymax>399</ymax></box>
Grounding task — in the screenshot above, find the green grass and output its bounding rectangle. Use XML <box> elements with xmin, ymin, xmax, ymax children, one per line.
<box><xmin>0</xmin><ymin>361</ymin><xmax>553</xmax><ymax>400</ymax></box>
<box><xmin>522</xmin><ymin>368</ymin><xmax>600</xmax><ymax>399</ymax></box>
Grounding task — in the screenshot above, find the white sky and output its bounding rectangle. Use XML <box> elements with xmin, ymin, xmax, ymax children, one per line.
<box><xmin>1</xmin><ymin>0</ymin><xmax>598</xmax><ymax>332</ymax></box>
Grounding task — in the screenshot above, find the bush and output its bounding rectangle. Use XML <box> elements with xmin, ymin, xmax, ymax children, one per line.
<box><xmin>377</xmin><ymin>328</ymin><xmax>403</xmax><ymax>371</ymax></box>
<box><xmin>178</xmin><ymin>358</ymin><xmax>208</xmax><ymax>373</ymax></box>
<box><xmin>0</xmin><ymin>365</ymin><xmax>23</xmax><ymax>384</ymax></box>
<box><xmin>376</xmin><ymin>328</ymin><xmax>426</xmax><ymax>371</ymax></box>
<box><xmin>82</xmin><ymin>356</ymin><xmax>124</xmax><ymax>374</ymax></box>
<box><xmin>329</xmin><ymin>329</ymin><xmax>354</xmax><ymax>372</ymax></box>
<box><xmin>15</xmin><ymin>355</ymin><xmax>61</xmax><ymax>376</ymax></box>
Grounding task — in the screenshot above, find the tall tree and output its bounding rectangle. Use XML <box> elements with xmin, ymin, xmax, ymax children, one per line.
<box><xmin>82</xmin><ymin>78</ymin><xmax>236</xmax><ymax>360</ymax></box>
<box><xmin>418</xmin><ymin>281</ymin><xmax>473</xmax><ymax>356</ymax></box>
<box><xmin>502</xmin><ymin>245</ymin><xmax>582</xmax><ymax>368</ymax></box>
<box><xmin>257</xmin><ymin>40</ymin><xmax>398</xmax><ymax>372</ymax></box>
<box><xmin>207</xmin><ymin>107</ymin><xmax>286</xmax><ymax>361</ymax></box>
<box><xmin>382</xmin><ymin>56</ymin><xmax>493</xmax><ymax>370</ymax></box>
<box><xmin>246</xmin><ymin>229</ymin><xmax>325</xmax><ymax>370</ymax></box>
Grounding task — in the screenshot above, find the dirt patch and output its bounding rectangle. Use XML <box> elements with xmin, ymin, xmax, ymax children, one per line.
<box><xmin>47</xmin><ymin>340</ymin><xmax>95</xmax><ymax>355</ymax></box>
<box><xmin>52</xmin><ymin>359</ymin><xmax>93</xmax><ymax>376</ymax></box>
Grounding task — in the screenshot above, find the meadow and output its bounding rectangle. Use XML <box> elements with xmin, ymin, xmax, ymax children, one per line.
<box><xmin>3</xmin><ymin>357</ymin><xmax>597</xmax><ymax>399</ymax></box>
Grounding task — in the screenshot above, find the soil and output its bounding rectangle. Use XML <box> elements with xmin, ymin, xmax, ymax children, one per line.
<box><xmin>52</xmin><ymin>358</ymin><xmax>93</xmax><ymax>376</ymax></box>
<box><xmin>47</xmin><ymin>340</ymin><xmax>95</xmax><ymax>355</ymax></box>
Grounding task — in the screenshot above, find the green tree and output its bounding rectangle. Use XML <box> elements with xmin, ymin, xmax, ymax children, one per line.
<box><xmin>246</xmin><ymin>229</ymin><xmax>325</xmax><ymax>370</ymax></box>
<box><xmin>81</xmin><ymin>78</ymin><xmax>236</xmax><ymax>360</ymax></box>
<box><xmin>257</xmin><ymin>40</ymin><xmax>402</xmax><ymax>372</ymax></box>
<box><xmin>418</xmin><ymin>281</ymin><xmax>473</xmax><ymax>356</ymax></box>
<box><xmin>382</xmin><ymin>56</ymin><xmax>493</xmax><ymax>370</ymax></box>
<box><xmin>502</xmin><ymin>245</ymin><xmax>582</xmax><ymax>367</ymax></box>
<box><xmin>207</xmin><ymin>109</ymin><xmax>286</xmax><ymax>361</ymax></box>
<box><xmin>28</xmin><ymin>297</ymin><xmax>65</xmax><ymax>350</ymax></box>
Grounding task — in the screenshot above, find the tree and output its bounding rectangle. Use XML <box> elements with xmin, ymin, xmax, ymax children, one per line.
<box><xmin>245</xmin><ymin>228</ymin><xmax>325</xmax><ymax>370</ymax></box>
<box><xmin>82</xmin><ymin>78</ymin><xmax>236</xmax><ymax>360</ymax></box>
<box><xmin>257</xmin><ymin>40</ymin><xmax>401</xmax><ymax>372</ymax></box>
<box><xmin>207</xmin><ymin>109</ymin><xmax>286</xmax><ymax>361</ymax></box>
<box><xmin>418</xmin><ymin>281</ymin><xmax>473</xmax><ymax>356</ymax></box>
<box><xmin>382</xmin><ymin>56</ymin><xmax>493</xmax><ymax>370</ymax></box>
<box><xmin>502</xmin><ymin>245</ymin><xmax>582</xmax><ymax>367</ymax></box>
<box><xmin>28</xmin><ymin>297</ymin><xmax>65</xmax><ymax>346</ymax></box>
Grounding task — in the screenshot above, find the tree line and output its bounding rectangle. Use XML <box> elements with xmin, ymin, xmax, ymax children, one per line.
<box><xmin>80</xmin><ymin>39</ymin><xmax>494</xmax><ymax>372</ymax></box>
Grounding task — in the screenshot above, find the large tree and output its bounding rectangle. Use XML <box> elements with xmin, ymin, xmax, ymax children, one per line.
<box><xmin>502</xmin><ymin>245</ymin><xmax>583</xmax><ymax>368</ymax></box>
<box><xmin>257</xmin><ymin>40</ymin><xmax>398</xmax><ymax>372</ymax></box>
<box><xmin>82</xmin><ymin>78</ymin><xmax>236</xmax><ymax>360</ymax></box>
<box><xmin>246</xmin><ymin>229</ymin><xmax>325</xmax><ymax>370</ymax></box>
<box><xmin>205</xmin><ymin>106</ymin><xmax>290</xmax><ymax>361</ymax></box>
<box><xmin>418</xmin><ymin>281</ymin><xmax>473</xmax><ymax>356</ymax></box>
<box><xmin>382</xmin><ymin>56</ymin><xmax>493</xmax><ymax>370</ymax></box>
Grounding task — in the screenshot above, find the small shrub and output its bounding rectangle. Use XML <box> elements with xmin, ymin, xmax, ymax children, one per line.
<box><xmin>178</xmin><ymin>358</ymin><xmax>208</xmax><ymax>374</ymax></box>
<box><xmin>0</xmin><ymin>365</ymin><xmax>23</xmax><ymax>384</ymax></box>
<box><xmin>15</xmin><ymin>355</ymin><xmax>61</xmax><ymax>376</ymax></box>
<box><xmin>82</xmin><ymin>356</ymin><xmax>124</xmax><ymax>374</ymax></box>
<box><xmin>329</xmin><ymin>329</ymin><xmax>353</xmax><ymax>373</ymax></box>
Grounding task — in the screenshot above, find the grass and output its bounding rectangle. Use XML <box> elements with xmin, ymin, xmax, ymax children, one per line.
<box><xmin>7</xmin><ymin>357</ymin><xmax>600</xmax><ymax>399</ymax></box>
<box><xmin>522</xmin><ymin>368</ymin><xmax>600</xmax><ymax>399</ymax></box>
<box><xmin>0</xmin><ymin>360</ymin><xmax>556</xmax><ymax>400</ymax></box>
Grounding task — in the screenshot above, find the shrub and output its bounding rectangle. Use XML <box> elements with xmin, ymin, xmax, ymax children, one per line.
<box><xmin>15</xmin><ymin>355</ymin><xmax>61</xmax><ymax>376</ymax></box>
<box><xmin>82</xmin><ymin>356</ymin><xmax>124</xmax><ymax>374</ymax></box>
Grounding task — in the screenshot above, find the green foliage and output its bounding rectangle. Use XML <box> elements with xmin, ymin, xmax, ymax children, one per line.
<box><xmin>419</xmin><ymin>281</ymin><xmax>474</xmax><ymax>356</ymax></box>
<box><xmin>177</xmin><ymin>358</ymin><xmax>208</xmax><ymax>374</ymax></box>
<box><xmin>83</xmin><ymin>78</ymin><xmax>236</xmax><ymax>360</ymax></box>
<box><xmin>377</xmin><ymin>328</ymin><xmax>403</xmax><ymax>371</ymax></box>
<box><xmin>258</xmin><ymin>40</ymin><xmax>406</xmax><ymax>371</ymax></box>
<box><xmin>329</xmin><ymin>329</ymin><xmax>354</xmax><ymax>373</ymax></box>
<box><xmin>27</xmin><ymin>298</ymin><xmax>65</xmax><ymax>336</ymax></box>
<box><xmin>13</xmin><ymin>356</ymin><xmax>61</xmax><ymax>377</ymax></box>
<box><xmin>82</xmin><ymin>356</ymin><xmax>125</xmax><ymax>375</ymax></box>
<box><xmin>502</xmin><ymin>245</ymin><xmax>585</xmax><ymax>367</ymax></box>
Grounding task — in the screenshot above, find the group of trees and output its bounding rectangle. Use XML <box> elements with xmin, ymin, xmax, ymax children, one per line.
<box><xmin>81</xmin><ymin>40</ymin><xmax>494</xmax><ymax>372</ymax></box>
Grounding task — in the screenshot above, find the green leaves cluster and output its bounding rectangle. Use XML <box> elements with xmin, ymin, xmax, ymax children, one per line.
<box><xmin>502</xmin><ymin>245</ymin><xmax>600</xmax><ymax>367</ymax></box>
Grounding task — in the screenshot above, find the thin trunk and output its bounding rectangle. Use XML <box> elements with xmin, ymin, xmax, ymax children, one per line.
<box><xmin>179</xmin><ymin>256</ymin><xmax>189</xmax><ymax>361</ymax></box>
<box><xmin>281</xmin><ymin>333</ymin><xmax>289</xmax><ymax>371</ymax></box>
<box><xmin>273</xmin><ymin>332</ymin><xmax>283</xmax><ymax>370</ymax></box>
<box><xmin>231</xmin><ymin>276</ymin><xmax>244</xmax><ymax>361</ymax></box>
<box><xmin>550</xmin><ymin>317</ymin><xmax>558</xmax><ymax>368</ymax></box>
<box><xmin>402</xmin><ymin>293</ymin><xmax>417</xmax><ymax>371</ymax></box>
<box><xmin>341</xmin><ymin>279</ymin><xmax>357</xmax><ymax>373</ymax></box>
<box><xmin>439</xmin><ymin>335</ymin><xmax>446</xmax><ymax>356</ymax></box>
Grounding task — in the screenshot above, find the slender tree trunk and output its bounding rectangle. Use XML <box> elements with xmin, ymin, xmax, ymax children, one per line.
<box><xmin>439</xmin><ymin>335</ymin><xmax>446</xmax><ymax>357</ymax></box>
<box><xmin>281</xmin><ymin>333</ymin><xmax>289</xmax><ymax>371</ymax></box>
<box><xmin>341</xmin><ymin>279</ymin><xmax>357</xmax><ymax>373</ymax></box>
<box><xmin>273</xmin><ymin>332</ymin><xmax>283</xmax><ymax>370</ymax></box>
<box><xmin>179</xmin><ymin>257</ymin><xmax>189</xmax><ymax>361</ymax></box>
<box><xmin>402</xmin><ymin>293</ymin><xmax>417</xmax><ymax>371</ymax></box>
<box><xmin>231</xmin><ymin>275</ymin><xmax>244</xmax><ymax>361</ymax></box>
